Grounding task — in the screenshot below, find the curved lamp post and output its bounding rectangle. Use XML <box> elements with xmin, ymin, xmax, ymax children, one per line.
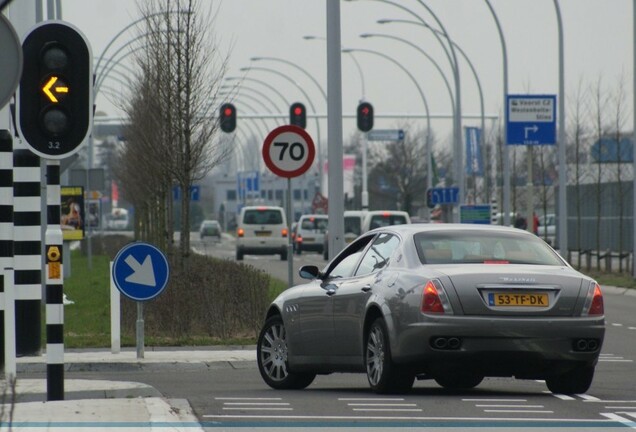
<box><xmin>221</xmin><ymin>84</ymin><xmax>283</xmax><ymax>114</ymax></box>
<box><xmin>483</xmin><ymin>1</ymin><xmax>511</xmax><ymax>227</ymax></box>
<box><xmin>303</xmin><ymin>35</ymin><xmax>366</xmax><ymax>101</ymax></box>
<box><xmin>342</xmin><ymin>47</ymin><xmax>433</xmax><ymax>198</ymax></box>
<box><xmin>345</xmin><ymin>0</ymin><xmax>463</xmax><ymax>218</ymax></box>
<box><xmin>225</xmin><ymin>76</ymin><xmax>290</xmax><ymax>111</ymax></box>
<box><xmin>369</xmin><ymin>25</ymin><xmax>486</xmax><ymax>201</ymax></box>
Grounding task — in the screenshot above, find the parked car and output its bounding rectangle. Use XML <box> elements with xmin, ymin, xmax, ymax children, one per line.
<box><xmin>199</xmin><ymin>219</ymin><xmax>222</xmax><ymax>241</ymax></box>
<box><xmin>294</xmin><ymin>214</ymin><xmax>328</xmax><ymax>255</ymax></box>
<box><xmin>236</xmin><ymin>206</ymin><xmax>288</xmax><ymax>261</ymax></box>
<box><xmin>257</xmin><ymin>224</ymin><xmax>605</xmax><ymax>394</ymax></box>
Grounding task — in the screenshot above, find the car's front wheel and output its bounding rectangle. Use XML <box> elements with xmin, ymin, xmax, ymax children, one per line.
<box><xmin>257</xmin><ymin>315</ymin><xmax>315</xmax><ymax>390</ymax></box>
<box><xmin>366</xmin><ymin>317</ymin><xmax>414</xmax><ymax>394</ymax></box>
<box><xmin>545</xmin><ymin>365</ymin><xmax>594</xmax><ymax>394</ymax></box>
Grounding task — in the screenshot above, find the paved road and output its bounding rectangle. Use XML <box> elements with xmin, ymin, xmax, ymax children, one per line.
<box><xmin>62</xmin><ymin>233</ymin><xmax>635</xmax><ymax>429</ymax></box>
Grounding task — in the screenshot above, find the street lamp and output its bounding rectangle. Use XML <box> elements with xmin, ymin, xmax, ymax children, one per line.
<box><xmin>368</xmin><ymin>25</ymin><xmax>487</xmax><ymax>201</ymax></box>
<box><xmin>360</xmin><ymin>32</ymin><xmax>457</xmax><ymax>192</ymax></box>
<box><xmin>345</xmin><ymin>0</ymin><xmax>463</xmax><ymax>220</ymax></box>
<box><xmin>303</xmin><ymin>35</ymin><xmax>366</xmax><ymax>101</ymax></box>
<box><xmin>225</xmin><ymin>76</ymin><xmax>290</xmax><ymax>111</ymax></box>
<box><xmin>483</xmin><ymin>1</ymin><xmax>510</xmax><ymax>227</ymax></box>
<box><xmin>342</xmin><ymin>47</ymin><xmax>433</xmax><ymax>209</ymax></box>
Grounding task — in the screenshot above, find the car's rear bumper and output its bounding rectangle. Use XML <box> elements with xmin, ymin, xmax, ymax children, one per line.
<box><xmin>392</xmin><ymin>315</ymin><xmax>605</xmax><ymax>377</ymax></box>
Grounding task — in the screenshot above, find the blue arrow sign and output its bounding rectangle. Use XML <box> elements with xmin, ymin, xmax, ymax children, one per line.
<box><xmin>507</xmin><ymin>95</ymin><xmax>556</xmax><ymax>145</ymax></box>
<box><xmin>112</xmin><ymin>242</ymin><xmax>170</xmax><ymax>301</ymax></box>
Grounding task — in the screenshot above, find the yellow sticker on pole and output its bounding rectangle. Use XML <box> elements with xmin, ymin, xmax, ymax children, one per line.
<box><xmin>48</xmin><ymin>262</ymin><xmax>61</xmax><ymax>279</ymax></box>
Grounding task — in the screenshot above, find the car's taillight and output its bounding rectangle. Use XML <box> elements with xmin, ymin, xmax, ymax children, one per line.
<box><xmin>282</xmin><ymin>228</ymin><xmax>288</xmax><ymax>237</ymax></box>
<box><xmin>237</xmin><ymin>228</ymin><xmax>244</xmax><ymax>237</ymax></box>
<box><xmin>582</xmin><ymin>282</ymin><xmax>604</xmax><ymax>316</ymax></box>
<box><xmin>421</xmin><ymin>280</ymin><xmax>453</xmax><ymax>315</ymax></box>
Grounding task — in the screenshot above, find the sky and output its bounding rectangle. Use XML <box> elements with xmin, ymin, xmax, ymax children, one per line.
<box><xmin>7</xmin><ymin>0</ymin><xmax>633</xmax><ymax>152</ymax></box>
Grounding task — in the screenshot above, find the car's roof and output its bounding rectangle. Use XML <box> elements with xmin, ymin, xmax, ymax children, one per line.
<box><xmin>368</xmin><ymin>223</ymin><xmax>531</xmax><ymax>236</ymax></box>
<box><xmin>299</xmin><ymin>214</ymin><xmax>327</xmax><ymax>219</ymax></box>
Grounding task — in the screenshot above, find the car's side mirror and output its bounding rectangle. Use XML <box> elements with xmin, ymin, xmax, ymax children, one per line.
<box><xmin>299</xmin><ymin>265</ymin><xmax>321</xmax><ymax>280</ymax></box>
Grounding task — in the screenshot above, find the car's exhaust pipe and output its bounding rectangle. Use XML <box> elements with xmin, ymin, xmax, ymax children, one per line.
<box><xmin>573</xmin><ymin>338</ymin><xmax>600</xmax><ymax>352</ymax></box>
<box><xmin>430</xmin><ymin>337</ymin><xmax>462</xmax><ymax>350</ymax></box>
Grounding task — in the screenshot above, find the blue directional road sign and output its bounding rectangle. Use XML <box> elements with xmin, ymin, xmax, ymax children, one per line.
<box><xmin>112</xmin><ymin>242</ymin><xmax>170</xmax><ymax>301</ymax></box>
<box><xmin>507</xmin><ymin>95</ymin><xmax>556</xmax><ymax>145</ymax></box>
<box><xmin>427</xmin><ymin>187</ymin><xmax>459</xmax><ymax>207</ymax></box>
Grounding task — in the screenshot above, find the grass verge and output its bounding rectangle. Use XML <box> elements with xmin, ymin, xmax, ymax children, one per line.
<box><xmin>61</xmin><ymin>250</ymin><xmax>288</xmax><ymax>348</ymax></box>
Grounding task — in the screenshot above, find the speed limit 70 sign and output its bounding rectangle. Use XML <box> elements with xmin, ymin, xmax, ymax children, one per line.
<box><xmin>262</xmin><ymin>125</ymin><xmax>315</xmax><ymax>178</ymax></box>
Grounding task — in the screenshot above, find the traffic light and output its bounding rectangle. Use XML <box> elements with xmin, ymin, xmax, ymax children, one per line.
<box><xmin>426</xmin><ymin>188</ymin><xmax>435</xmax><ymax>209</ymax></box>
<box><xmin>219</xmin><ymin>103</ymin><xmax>236</xmax><ymax>133</ymax></box>
<box><xmin>19</xmin><ymin>21</ymin><xmax>92</xmax><ymax>159</ymax></box>
<box><xmin>357</xmin><ymin>101</ymin><xmax>374</xmax><ymax>132</ymax></box>
<box><xmin>289</xmin><ymin>102</ymin><xmax>306</xmax><ymax>129</ymax></box>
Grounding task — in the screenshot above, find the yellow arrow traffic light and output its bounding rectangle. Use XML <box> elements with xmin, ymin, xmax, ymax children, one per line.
<box><xmin>42</xmin><ymin>76</ymin><xmax>68</xmax><ymax>103</ymax></box>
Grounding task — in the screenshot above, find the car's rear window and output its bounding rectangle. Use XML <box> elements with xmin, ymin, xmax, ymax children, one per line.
<box><xmin>300</xmin><ymin>217</ymin><xmax>328</xmax><ymax>231</ymax></box>
<box><xmin>368</xmin><ymin>215</ymin><xmax>408</xmax><ymax>230</ymax></box>
<box><xmin>344</xmin><ymin>216</ymin><xmax>362</xmax><ymax>235</ymax></box>
<box><xmin>414</xmin><ymin>230</ymin><xmax>565</xmax><ymax>265</ymax></box>
<box><xmin>243</xmin><ymin>209</ymin><xmax>283</xmax><ymax>225</ymax></box>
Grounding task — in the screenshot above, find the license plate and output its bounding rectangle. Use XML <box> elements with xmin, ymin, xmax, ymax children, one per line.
<box><xmin>255</xmin><ymin>231</ymin><xmax>271</xmax><ymax>237</ymax></box>
<box><xmin>488</xmin><ymin>292</ymin><xmax>549</xmax><ymax>307</ymax></box>
<box><xmin>303</xmin><ymin>237</ymin><xmax>315</xmax><ymax>242</ymax></box>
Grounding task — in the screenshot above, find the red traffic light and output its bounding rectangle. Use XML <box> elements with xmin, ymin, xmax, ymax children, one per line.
<box><xmin>219</xmin><ymin>103</ymin><xmax>236</xmax><ymax>133</ymax></box>
<box><xmin>357</xmin><ymin>101</ymin><xmax>374</xmax><ymax>132</ymax></box>
<box><xmin>289</xmin><ymin>102</ymin><xmax>306</xmax><ymax>129</ymax></box>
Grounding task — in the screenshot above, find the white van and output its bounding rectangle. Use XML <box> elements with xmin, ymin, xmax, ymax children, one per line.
<box><xmin>362</xmin><ymin>210</ymin><xmax>411</xmax><ymax>233</ymax></box>
<box><xmin>236</xmin><ymin>206</ymin><xmax>288</xmax><ymax>261</ymax></box>
<box><xmin>294</xmin><ymin>214</ymin><xmax>328</xmax><ymax>255</ymax></box>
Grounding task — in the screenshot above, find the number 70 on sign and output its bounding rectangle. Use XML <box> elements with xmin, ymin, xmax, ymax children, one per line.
<box><xmin>262</xmin><ymin>125</ymin><xmax>316</xmax><ymax>179</ymax></box>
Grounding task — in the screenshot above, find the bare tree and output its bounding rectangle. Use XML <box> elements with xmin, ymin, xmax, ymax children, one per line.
<box><xmin>117</xmin><ymin>0</ymin><xmax>231</xmax><ymax>268</ymax></box>
<box><xmin>589</xmin><ymin>77</ymin><xmax>610</xmax><ymax>267</ymax></box>
<box><xmin>368</xmin><ymin>123</ymin><xmax>432</xmax><ymax>215</ymax></box>
<box><xmin>610</xmin><ymin>72</ymin><xmax>630</xmax><ymax>270</ymax></box>
<box><xmin>565</xmin><ymin>79</ymin><xmax>590</xmax><ymax>258</ymax></box>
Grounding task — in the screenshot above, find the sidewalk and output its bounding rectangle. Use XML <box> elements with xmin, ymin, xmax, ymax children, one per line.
<box><xmin>2</xmin><ymin>346</ymin><xmax>257</xmax><ymax>431</ymax></box>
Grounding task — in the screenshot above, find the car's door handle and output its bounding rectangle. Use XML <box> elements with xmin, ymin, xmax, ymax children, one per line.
<box><xmin>361</xmin><ymin>284</ymin><xmax>372</xmax><ymax>292</ymax></box>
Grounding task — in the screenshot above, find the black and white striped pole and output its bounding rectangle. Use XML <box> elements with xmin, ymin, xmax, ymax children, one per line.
<box><xmin>45</xmin><ymin>161</ymin><xmax>64</xmax><ymax>399</ymax></box>
<box><xmin>1</xmin><ymin>130</ymin><xmax>16</xmax><ymax>377</ymax></box>
<box><xmin>18</xmin><ymin>21</ymin><xmax>92</xmax><ymax>401</ymax></box>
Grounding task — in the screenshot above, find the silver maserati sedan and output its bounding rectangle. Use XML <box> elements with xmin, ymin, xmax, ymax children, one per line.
<box><xmin>257</xmin><ymin>224</ymin><xmax>605</xmax><ymax>394</ymax></box>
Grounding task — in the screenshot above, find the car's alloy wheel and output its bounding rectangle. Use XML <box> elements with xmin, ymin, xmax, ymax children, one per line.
<box><xmin>257</xmin><ymin>315</ymin><xmax>315</xmax><ymax>390</ymax></box>
<box><xmin>365</xmin><ymin>317</ymin><xmax>414</xmax><ymax>393</ymax></box>
<box><xmin>545</xmin><ymin>365</ymin><xmax>594</xmax><ymax>395</ymax></box>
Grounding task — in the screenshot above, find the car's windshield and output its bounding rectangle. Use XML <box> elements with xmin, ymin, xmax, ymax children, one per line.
<box><xmin>414</xmin><ymin>230</ymin><xmax>565</xmax><ymax>265</ymax></box>
<box><xmin>301</xmin><ymin>217</ymin><xmax>328</xmax><ymax>232</ymax></box>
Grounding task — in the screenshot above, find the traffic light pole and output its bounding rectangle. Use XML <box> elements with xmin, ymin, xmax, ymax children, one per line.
<box><xmin>45</xmin><ymin>160</ymin><xmax>64</xmax><ymax>400</ymax></box>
